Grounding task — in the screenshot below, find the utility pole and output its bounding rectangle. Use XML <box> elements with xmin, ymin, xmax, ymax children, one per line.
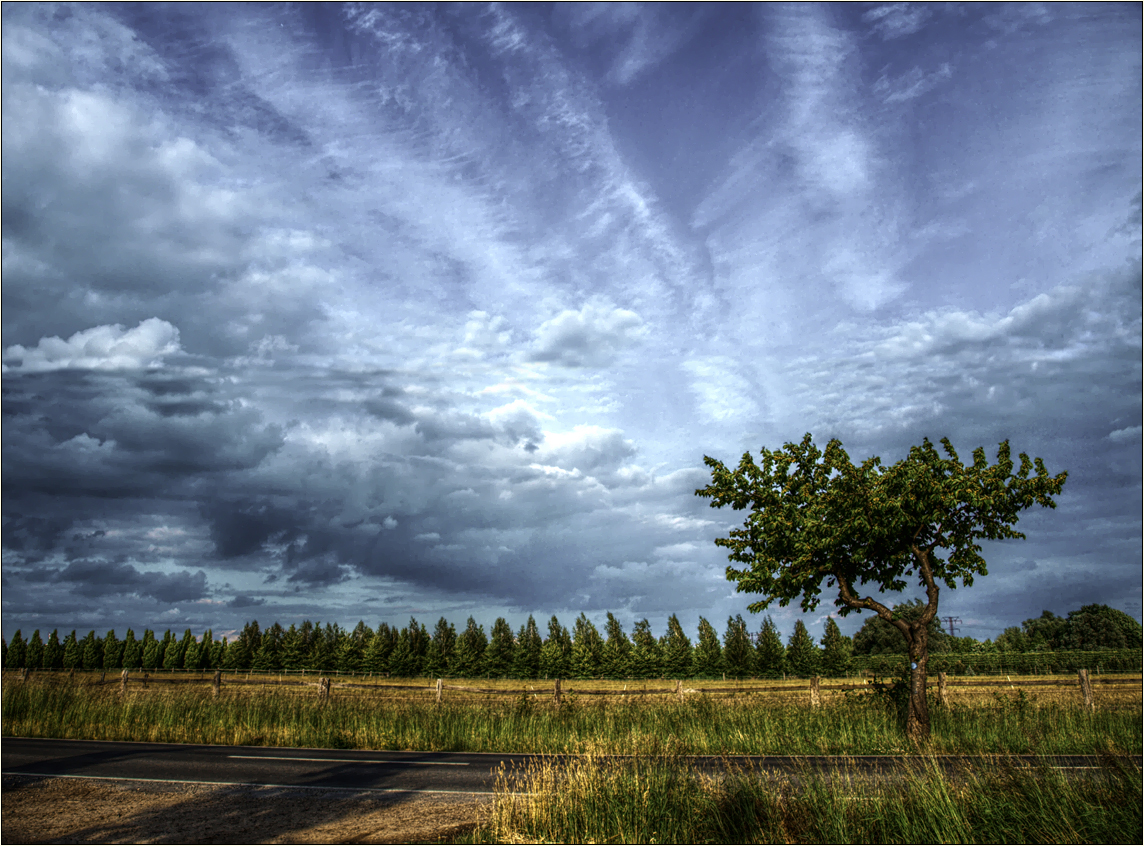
<box><xmin>942</xmin><ymin>616</ymin><xmax>962</xmax><ymax>638</ymax></box>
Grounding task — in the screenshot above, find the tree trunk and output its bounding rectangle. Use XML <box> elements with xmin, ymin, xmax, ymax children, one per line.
<box><xmin>906</xmin><ymin>627</ymin><xmax>930</xmax><ymax>743</ymax></box>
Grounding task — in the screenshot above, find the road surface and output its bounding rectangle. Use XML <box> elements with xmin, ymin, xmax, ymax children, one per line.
<box><xmin>3</xmin><ymin>737</ymin><xmax>1138</xmax><ymax>794</ymax></box>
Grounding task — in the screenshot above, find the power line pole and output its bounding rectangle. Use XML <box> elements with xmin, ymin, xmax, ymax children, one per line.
<box><xmin>942</xmin><ymin>616</ymin><xmax>962</xmax><ymax>637</ymax></box>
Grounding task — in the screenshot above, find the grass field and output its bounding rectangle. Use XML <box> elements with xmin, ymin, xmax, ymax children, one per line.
<box><xmin>462</xmin><ymin>751</ymin><xmax>1142</xmax><ymax>844</ymax></box>
<box><xmin>2</xmin><ymin>671</ymin><xmax>1140</xmax><ymax>756</ymax></box>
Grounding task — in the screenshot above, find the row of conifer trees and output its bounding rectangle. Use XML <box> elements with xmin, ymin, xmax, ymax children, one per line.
<box><xmin>2</xmin><ymin>613</ymin><xmax>854</xmax><ymax>679</ymax></box>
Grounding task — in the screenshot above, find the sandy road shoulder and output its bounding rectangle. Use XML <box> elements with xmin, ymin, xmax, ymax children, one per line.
<box><xmin>1</xmin><ymin>775</ymin><xmax>488</xmax><ymax>844</ymax></box>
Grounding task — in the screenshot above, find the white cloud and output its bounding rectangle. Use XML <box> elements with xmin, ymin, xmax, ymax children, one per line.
<box><xmin>529</xmin><ymin>301</ymin><xmax>645</xmax><ymax>367</ymax></box>
<box><xmin>873</xmin><ymin>63</ymin><xmax>954</xmax><ymax>104</ymax></box>
<box><xmin>862</xmin><ymin>4</ymin><xmax>933</xmax><ymax>40</ymax></box>
<box><xmin>3</xmin><ymin>318</ymin><xmax>182</xmax><ymax>372</ymax></box>
<box><xmin>1108</xmin><ymin>426</ymin><xmax>1142</xmax><ymax>443</ymax></box>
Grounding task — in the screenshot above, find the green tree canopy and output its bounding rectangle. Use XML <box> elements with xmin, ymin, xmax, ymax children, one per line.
<box><xmin>852</xmin><ymin>599</ymin><xmax>950</xmax><ymax>656</ymax></box>
<box><xmin>693</xmin><ymin>616</ymin><xmax>724</xmax><ymax>678</ymax></box>
<box><xmin>722</xmin><ymin>615</ymin><xmax>756</xmax><ymax>679</ymax></box>
<box><xmin>601</xmin><ymin>613</ymin><xmax>633</xmax><ymax>679</ymax></box>
<box><xmin>786</xmin><ymin>620</ymin><xmax>821</xmax><ymax>677</ymax></box>
<box><xmin>1060</xmin><ymin>604</ymin><xmax>1143</xmax><ymax>651</ymax></box>
<box><xmin>697</xmin><ymin>433</ymin><xmax>1066</xmax><ymax>741</ymax></box>
<box><xmin>660</xmin><ymin>614</ymin><xmax>693</xmax><ymax>678</ymax></box>
<box><xmin>755</xmin><ymin>617</ymin><xmax>786</xmax><ymax>679</ymax></box>
<box><xmin>630</xmin><ymin>619</ymin><xmax>663</xmax><ymax>679</ymax></box>
<box><xmin>485</xmin><ymin>617</ymin><xmax>517</xmax><ymax>678</ymax></box>
<box><xmin>820</xmin><ymin>617</ymin><xmax>852</xmax><ymax>677</ymax></box>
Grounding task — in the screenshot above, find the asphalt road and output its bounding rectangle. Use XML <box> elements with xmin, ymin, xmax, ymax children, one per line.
<box><xmin>3</xmin><ymin>738</ymin><xmax>1139</xmax><ymax>795</ymax></box>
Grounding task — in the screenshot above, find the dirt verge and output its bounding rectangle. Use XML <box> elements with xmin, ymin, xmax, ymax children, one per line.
<box><xmin>1</xmin><ymin>775</ymin><xmax>487</xmax><ymax>844</ymax></box>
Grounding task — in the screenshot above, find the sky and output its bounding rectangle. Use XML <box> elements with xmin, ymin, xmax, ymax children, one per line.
<box><xmin>2</xmin><ymin>2</ymin><xmax>1141</xmax><ymax>646</ymax></box>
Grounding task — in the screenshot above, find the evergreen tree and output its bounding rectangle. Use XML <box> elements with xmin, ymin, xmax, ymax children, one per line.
<box><xmin>62</xmin><ymin>631</ymin><xmax>81</xmax><ymax>670</ymax></box>
<box><xmin>820</xmin><ymin>618</ymin><xmax>852</xmax><ymax>678</ymax></box>
<box><xmin>601</xmin><ymin>613</ymin><xmax>633</xmax><ymax>679</ymax></box>
<box><xmin>306</xmin><ymin>621</ymin><xmax>333</xmax><ymax>671</ymax></box>
<box><xmin>211</xmin><ymin>637</ymin><xmax>227</xmax><ymax>669</ymax></box>
<box><xmin>253</xmin><ymin>623</ymin><xmax>284</xmax><ymax>671</ymax></box>
<box><xmin>756</xmin><ymin>617</ymin><xmax>786</xmax><ymax>679</ymax></box>
<box><xmin>196</xmin><ymin>630</ymin><xmax>215</xmax><ymax>670</ymax></box>
<box><xmin>100</xmin><ymin>630</ymin><xmax>121</xmax><ymax>670</ymax></box>
<box><xmin>171</xmin><ymin>629</ymin><xmax>196</xmax><ymax>671</ymax></box>
<box><xmin>786</xmin><ymin>620</ymin><xmax>821</xmax><ymax>678</ymax></box>
<box><xmin>6</xmin><ymin>630</ymin><xmax>26</xmax><ymax>669</ymax></box>
<box><xmin>630</xmin><ymin>619</ymin><xmax>663</xmax><ymax>679</ymax></box>
<box><xmin>511</xmin><ymin>615</ymin><xmax>542</xmax><ymax>680</ymax></box>
<box><xmin>280</xmin><ymin>624</ymin><xmax>304</xmax><ymax>671</ymax></box>
<box><xmin>571</xmin><ymin>613</ymin><xmax>604</xmax><ymax>679</ymax></box>
<box><xmin>121</xmin><ymin>629</ymin><xmax>141</xmax><ymax>669</ymax></box>
<box><xmin>182</xmin><ymin>634</ymin><xmax>201</xmax><ymax>671</ymax></box>
<box><xmin>26</xmin><ymin>630</ymin><xmax>44</xmax><ymax>670</ymax></box>
<box><xmin>142</xmin><ymin>638</ymin><xmax>161</xmax><ymax>670</ymax></box>
<box><xmin>722</xmin><ymin>615</ymin><xmax>755</xmax><ymax>679</ymax></box>
<box><xmin>389</xmin><ymin>618</ymin><xmax>428</xmax><ymax>677</ymax></box>
<box><xmin>229</xmin><ymin>621</ymin><xmax>262</xmax><ymax>670</ymax></box>
<box><xmin>451</xmin><ymin>617</ymin><xmax>488</xmax><ymax>678</ymax></box>
<box><xmin>1</xmin><ymin>638</ymin><xmax>6</xmax><ymax>668</ymax></box>
<box><xmin>485</xmin><ymin>618</ymin><xmax>516</xmax><ymax>678</ymax></box>
<box><xmin>425</xmin><ymin>618</ymin><xmax>457</xmax><ymax>678</ymax></box>
<box><xmin>334</xmin><ymin>635</ymin><xmax>362</xmax><ymax>673</ymax></box>
<box><xmin>692</xmin><ymin>617</ymin><xmax>723</xmax><ymax>678</ymax></box>
<box><xmin>44</xmin><ymin>629</ymin><xmax>64</xmax><ymax>670</ymax></box>
<box><xmin>157</xmin><ymin>630</ymin><xmax>175</xmax><ymax>669</ymax></box>
<box><xmin>81</xmin><ymin>631</ymin><xmax>101</xmax><ymax>670</ymax></box>
<box><xmin>660</xmin><ymin>614</ymin><xmax>693</xmax><ymax>678</ymax></box>
<box><xmin>539</xmin><ymin>615</ymin><xmax>571</xmax><ymax>679</ymax></box>
<box><xmin>363</xmin><ymin>624</ymin><xmax>396</xmax><ymax>675</ymax></box>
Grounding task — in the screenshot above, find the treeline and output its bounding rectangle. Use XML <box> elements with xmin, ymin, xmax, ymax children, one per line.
<box><xmin>3</xmin><ymin>603</ymin><xmax>1140</xmax><ymax>679</ymax></box>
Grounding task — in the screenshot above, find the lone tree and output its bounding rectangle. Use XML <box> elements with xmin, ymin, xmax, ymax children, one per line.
<box><xmin>696</xmin><ymin>434</ymin><xmax>1066</xmax><ymax>743</ymax></box>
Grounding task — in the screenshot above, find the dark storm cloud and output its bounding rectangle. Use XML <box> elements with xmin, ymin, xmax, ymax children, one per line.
<box><xmin>2</xmin><ymin>3</ymin><xmax>1138</xmax><ymax>640</ymax></box>
<box><xmin>50</xmin><ymin>559</ymin><xmax>208</xmax><ymax>603</ymax></box>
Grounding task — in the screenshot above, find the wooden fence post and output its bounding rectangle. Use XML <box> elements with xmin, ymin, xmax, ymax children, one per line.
<box><xmin>1077</xmin><ymin>669</ymin><xmax>1093</xmax><ymax>711</ymax></box>
<box><xmin>317</xmin><ymin>676</ymin><xmax>331</xmax><ymax>704</ymax></box>
<box><xmin>20</xmin><ymin>668</ymin><xmax>29</xmax><ymax>682</ymax></box>
<box><xmin>436</xmin><ymin>678</ymin><xmax>443</xmax><ymax>704</ymax></box>
<box><xmin>142</xmin><ymin>672</ymin><xmax>149</xmax><ymax>689</ymax></box>
<box><xmin>676</xmin><ymin>679</ymin><xmax>683</xmax><ymax>702</ymax></box>
<box><xmin>554</xmin><ymin>679</ymin><xmax>562</xmax><ymax>706</ymax></box>
<box><xmin>212</xmin><ymin>670</ymin><xmax>222</xmax><ymax>698</ymax></box>
<box><xmin>810</xmin><ymin>676</ymin><xmax>821</xmax><ymax>708</ymax></box>
<box><xmin>938</xmin><ymin>672</ymin><xmax>948</xmax><ymax>708</ymax></box>
<box><xmin>120</xmin><ymin>669</ymin><xmax>129</xmax><ymax>695</ymax></box>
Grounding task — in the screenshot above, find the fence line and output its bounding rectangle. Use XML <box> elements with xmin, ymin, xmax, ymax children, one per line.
<box><xmin>10</xmin><ymin>667</ymin><xmax>1138</xmax><ymax>710</ymax></box>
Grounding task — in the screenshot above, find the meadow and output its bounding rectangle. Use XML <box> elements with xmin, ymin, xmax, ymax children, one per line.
<box><xmin>2</xmin><ymin>670</ymin><xmax>1140</xmax><ymax>756</ymax></box>
<box><xmin>4</xmin><ymin>671</ymin><xmax>1139</xmax><ymax>843</ymax></box>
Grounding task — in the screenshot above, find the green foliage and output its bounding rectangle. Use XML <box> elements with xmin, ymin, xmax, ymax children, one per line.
<box><xmin>601</xmin><ymin>613</ymin><xmax>632</xmax><ymax>679</ymax></box>
<box><xmin>43</xmin><ymin>630</ymin><xmax>64</xmax><ymax>670</ymax></box>
<box><xmin>693</xmin><ymin>616</ymin><xmax>723</xmax><ymax>678</ymax></box>
<box><xmin>852</xmin><ymin>599</ymin><xmax>950</xmax><ymax>656</ymax></box>
<box><xmin>820</xmin><ymin>617</ymin><xmax>852</xmax><ymax>677</ymax></box>
<box><xmin>786</xmin><ymin>619</ymin><xmax>821</xmax><ymax>678</ymax></box>
<box><xmin>511</xmin><ymin>616</ymin><xmax>542</xmax><ymax>680</ymax></box>
<box><xmin>64</xmin><ymin>632</ymin><xmax>85</xmax><ymax>671</ymax></box>
<box><xmin>364</xmin><ymin>624</ymin><xmax>396</xmax><ymax>674</ymax></box>
<box><xmin>697</xmin><ymin>434</ymin><xmax>1067</xmax><ymax>619</ymax></box>
<box><xmin>1061</xmin><ymin>604</ymin><xmax>1144</xmax><ymax>651</ymax></box>
<box><xmin>660</xmin><ymin>614</ymin><xmax>692</xmax><ymax>678</ymax></box>
<box><xmin>81</xmin><ymin>631</ymin><xmax>101</xmax><ymax>671</ymax></box>
<box><xmin>485</xmin><ymin>618</ymin><xmax>516</xmax><ymax>678</ymax></box>
<box><xmin>452</xmin><ymin>617</ymin><xmax>488</xmax><ymax>678</ymax></box>
<box><xmin>389</xmin><ymin>618</ymin><xmax>428</xmax><ymax>677</ymax></box>
<box><xmin>629</xmin><ymin>619</ymin><xmax>663</xmax><ymax>679</ymax></box>
<box><xmin>6</xmin><ymin>630</ymin><xmax>26</xmax><ymax>669</ymax></box>
<box><xmin>755</xmin><ymin>617</ymin><xmax>786</xmax><ymax>679</ymax></box>
<box><xmin>722</xmin><ymin>615</ymin><xmax>756</xmax><ymax>679</ymax></box>
<box><xmin>539</xmin><ymin>616</ymin><xmax>571</xmax><ymax>679</ymax></box>
<box><xmin>425</xmin><ymin>617</ymin><xmax>457</xmax><ymax>678</ymax></box>
<box><xmin>25</xmin><ymin>630</ymin><xmax>44</xmax><ymax>671</ymax></box>
<box><xmin>571</xmin><ymin>614</ymin><xmax>604</xmax><ymax>679</ymax></box>
<box><xmin>120</xmin><ymin>630</ymin><xmax>141</xmax><ymax>670</ymax></box>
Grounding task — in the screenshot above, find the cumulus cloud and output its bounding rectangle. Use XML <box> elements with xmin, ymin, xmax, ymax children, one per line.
<box><xmin>529</xmin><ymin>301</ymin><xmax>644</xmax><ymax>367</ymax></box>
<box><xmin>3</xmin><ymin>318</ymin><xmax>182</xmax><ymax>373</ymax></box>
